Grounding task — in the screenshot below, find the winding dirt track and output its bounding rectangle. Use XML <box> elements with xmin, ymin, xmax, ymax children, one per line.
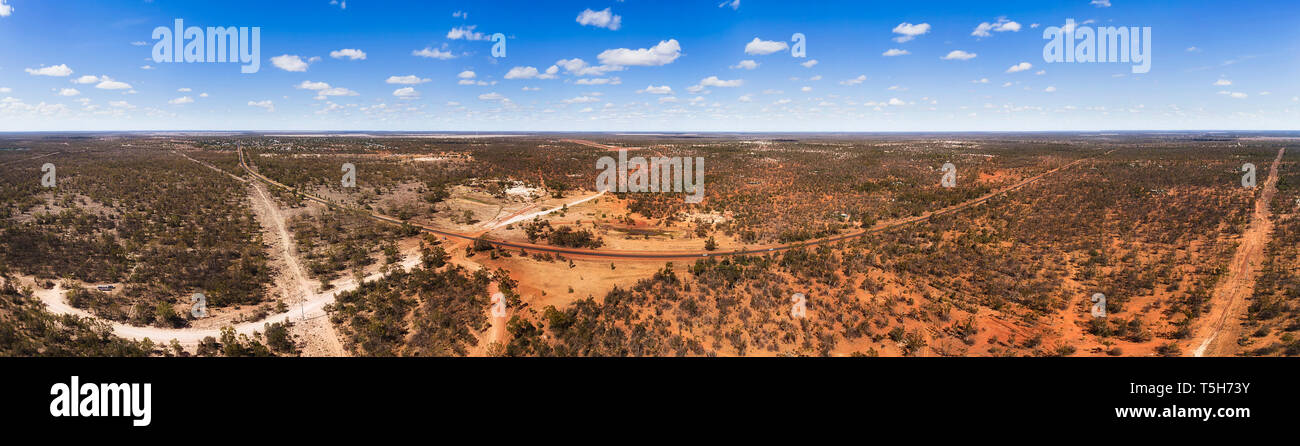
<box><xmin>1191</xmin><ymin>148</ymin><xmax>1286</xmax><ymax>357</ymax></box>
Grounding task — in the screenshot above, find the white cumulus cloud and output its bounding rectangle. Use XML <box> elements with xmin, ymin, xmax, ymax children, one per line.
<box><xmin>892</xmin><ymin>22</ymin><xmax>931</xmax><ymax>43</ymax></box>
<box><xmin>972</xmin><ymin>18</ymin><xmax>1021</xmax><ymax>37</ymax></box>
<box><xmin>447</xmin><ymin>26</ymin><xmax>488</xmax><ymax>41</ymax></box>
<box><xmin>698</xmin><ymin>76</ymin><xmax>743</xmax><ymax>88</ymax></box>
<box><xmin>505</xmin><ymin>66</ymin><xmax>555</xmax><ymax>80</ymax></box>
<box><xmin>330</xmin><ymin>48</ymin><xmax>367</xmax><ymax>60</ymax></box>
<box><xmin>295</xmin><ymin>80</ymin><xmax>355</xmax><ymax>99</ymax></box>
<box><xmin>296</xmin><ymin>80</ymin><xmax>330</xmax><ymax>90</ymax></box>
<box><xmin>744</xmin><ymin>38</ymin><xmax>788</xmax><ymax>55</ymax></box>
<box><xmin>271</xmin><ymin>54</ymin><xmax>310</xmax><ymax>72</ymax></box>
<box><xmin>386</xmin><ymin>75</ymin><xmax>430</xmax><ymax>84</ymax></box>
<box><xmin>1006</xmin><ymin>62</ymin><xmax>1033</xmax><ymax>73</ymax></box>
<box><xmin>638</xmin><ymin>85</ymin><xmax>673</xmax><ymax>94</ymax></box>
<box><xmin>26</xmin><ymin>64</ymin><xmax>73</xmax><ymax>77</ymax></box>
<box><xmin>597</xmin><ymin>39</ymin><xmax>682</xmax><ymax>67</ymax></box>
<box><xmin>941</xmin><ymin>50</ymin><xmax>977</xmax><ymax>60</ymax></box>
<box><xmin>95</xmin><ymin>77</ymin><xmax>132</xmax><ymax>90</ymax></box>
<box><xmin>413</xmin><ymin>47</ymin><xmax>456</xmax><ymax>59</ymax></box>
<box><xmin>576</xmin><ymin>8</ymin><xmax>621</xmax><ymax>30</ymax></box>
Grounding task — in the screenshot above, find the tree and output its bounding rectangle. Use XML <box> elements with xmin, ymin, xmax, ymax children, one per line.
<box><xmin>154</xmin><ymin>302</ymin><xmax>183</xmax><ymax>328</ymax></box>
<box><xmin>422</xmin><ymin>245</ymin><xmax>448</xmax><ymax>269</ymax></box>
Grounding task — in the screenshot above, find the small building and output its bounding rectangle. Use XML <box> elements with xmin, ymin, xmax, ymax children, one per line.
<box><xmin>96</xmin><ymin>285</ymin><xmax>115</xmax><ymax>292</ymax></box>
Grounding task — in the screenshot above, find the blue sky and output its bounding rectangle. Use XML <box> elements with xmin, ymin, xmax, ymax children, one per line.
<box><xmin>0</xmin><ymin>0</ymin><xmax>1296</xmax><ymax>131</ymax></box>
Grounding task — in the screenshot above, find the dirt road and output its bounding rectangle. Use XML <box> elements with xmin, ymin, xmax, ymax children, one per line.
<box><xmin>32</xmin><ymin>253</ymin><xmax>421</xmax><ymax>346</ymax></box>
<box><xmin>249</xmin><ymin>180</ymin><xmax>313</xmax><ymax>304</ymax></box>
<box><xmin>493</xmin><ymin>191</ymin><xmax>605</xmax><ymax>228</ymax></box>
<box><xmin>246</xmin><ymin>178</ymin><xmax>348</xmax><ymax>355</ymax></box>
<box><xmin>1191</xmin><ymin>148</ymin><xmax>1285</xmax><ymax>357</ymax></box>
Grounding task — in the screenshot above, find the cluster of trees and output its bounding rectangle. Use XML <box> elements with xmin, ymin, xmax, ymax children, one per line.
<box><xmin>290</xmin><ymin>210</ymin><xmax>402</xmax><ymax>282</ymax></box>
<box><xmin>0</xmin><ymin>274</ymin><xmax>151</xmax><ymax>356</ymax></box>
<box><xmin>192</xmin><ymin>323</ymin><xmax>297</xmax><ymax>357</ymax></box>
<box><xmin>488</xmin><ymin>253</ymin><xmax>972</xmax><ymax>356</ymax></box>
<box><xmin>325</xmin><ymin>263</ymin><xmax>490</xmax><ymax>356</ymax></box>
<box><xmin>593</xmin><ymin>139</ymin><xmax>1061</xmax><ymax>245</ymax></box>
<box><xmin>521</xmin><ymin>218</ymin><xmax>604</xmax><ymax>248</ymax></box>
<box><xmin>827</xmin><ymin>143</ymin><xmax>1278</xmax><ymax>353</ymax></box>
<box><xmin>0</xmin><ymin>148</ymin><xmax>275</xmax><ymax>324</ymax></box>
<box><xmin>246</xmin><ymin>142</ymin><xmax>473</xmax><ymax>212</ymax></box>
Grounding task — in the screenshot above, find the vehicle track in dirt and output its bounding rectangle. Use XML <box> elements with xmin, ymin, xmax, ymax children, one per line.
<box><xmin>1191</xmin><ymin>148</ymin><xmax>1285</xmax><ymax>357</ymax></box>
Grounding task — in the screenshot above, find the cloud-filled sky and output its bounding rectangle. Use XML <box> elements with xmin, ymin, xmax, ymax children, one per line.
<box><xmin>0</xmin><ymin>0</ymin><xmax>1297</xmax><ymax>131</ymax></box>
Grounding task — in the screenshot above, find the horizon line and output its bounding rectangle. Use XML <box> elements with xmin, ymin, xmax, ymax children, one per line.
<box><xmin>3</xmin><ymin>129</ymin><xmax>1300</xmax><ymax>135</ymax></box>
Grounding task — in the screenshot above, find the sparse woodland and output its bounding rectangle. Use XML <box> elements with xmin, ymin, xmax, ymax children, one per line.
<box><xmin>2</xmin><ymin>135</ymin><xmax>1295</xmax><ymax>357</ymax></box>
<box><xmin>0</xmin><ymin>143</ymin><xmax>273</xmax><ymax>328</ymax></box>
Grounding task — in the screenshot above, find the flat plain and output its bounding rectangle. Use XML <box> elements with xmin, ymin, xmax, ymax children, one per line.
<box><xmin>1</xmin><ymin>132</ymin><xmax>1295</xmax><ymax>357</ymax></box>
